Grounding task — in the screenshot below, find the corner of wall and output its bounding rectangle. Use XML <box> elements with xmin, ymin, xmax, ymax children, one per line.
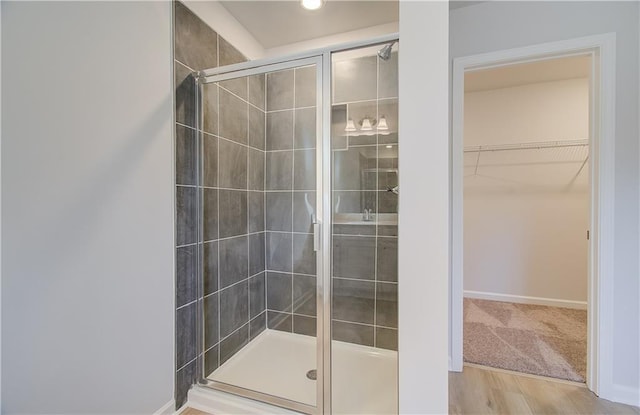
<box><xmin>180</xmin><ymin>0</ymin><xmax>265</xmax><ymax>60</ymax></box>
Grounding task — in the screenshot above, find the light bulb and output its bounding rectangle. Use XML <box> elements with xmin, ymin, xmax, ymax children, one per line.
<box><xmin>301</xmin><ymin>0</ymin><xmax>324</xmax><ymax>10</ymax></box>
<box><xmin>377</xmin><ymin>116</ymin><xmax>389</xmax><ymax>131</ymax></box>
<box><xmin>344</xmin><ymin>118</ymin><xmax>357</xmax><ymax>132</ymax></box>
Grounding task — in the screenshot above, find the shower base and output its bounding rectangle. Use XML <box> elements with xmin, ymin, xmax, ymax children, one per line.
<box><xmin>206</xmin><ymin>329</ymin><xmax>398</xmax><ymax>414</ymax></box>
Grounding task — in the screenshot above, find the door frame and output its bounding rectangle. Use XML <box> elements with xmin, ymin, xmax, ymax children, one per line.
<box><xmin>449</xmin><ymin>33</ymin><xmax>616</xmax><ymax>397</ymax></box>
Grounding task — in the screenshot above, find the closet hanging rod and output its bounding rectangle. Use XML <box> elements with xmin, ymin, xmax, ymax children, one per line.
<box><xmin>464</xmin><ymin>139</ymin><xmax>588</xmax><ymax>153</ymax></box>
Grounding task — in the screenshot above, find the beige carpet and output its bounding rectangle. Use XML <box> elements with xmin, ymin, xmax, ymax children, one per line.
<box><xmin>463</xmin><ymin>298</ymin><xmax>587</xmax><ymax>382</ymax></box>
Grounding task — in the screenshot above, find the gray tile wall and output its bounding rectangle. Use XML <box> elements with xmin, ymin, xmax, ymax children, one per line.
<box><xmin>264</xmin><ymin>66</ymin><xmax>319</xmax><ymax>337</ymax></box>
<box><xmin>330</xmin><ymin>52</ymin><xmax>399</xmax><ymax>351</ymax></box>
<box><xmin>174</xmin><ymin>1</ymin><xmax>266</xmax><ymax>408</ymax></box>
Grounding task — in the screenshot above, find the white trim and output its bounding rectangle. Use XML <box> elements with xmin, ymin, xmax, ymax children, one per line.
<box><xmin>464</xmin><ymin>290</ymin><xmax>587</xmax><ymax>310</ymax></box>
<box><xmin>610</xmin><ymin>384</ymin><xmax>640</xmax><ymax>408</ymax></box>
<box><xmin>153</xmin><ymin>399</ymin><xmax>175</xmax><ymax>415</ymax></box>
<box><xmin>450</xmin><ymin>34</ymin><xmax>617</xmax><ymax>402</ymax></box>
<box><xmin>187</xmin><ymin>386</ymin><xmax>301</xmax><ymax>415</ymax></box>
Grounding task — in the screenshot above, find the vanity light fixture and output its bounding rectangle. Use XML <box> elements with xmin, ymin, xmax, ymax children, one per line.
<box><xmin>344</xmin><ymin>118</ymin><xmax>357</xmax><ymax>132</ymax></box>
<box><xmin>360</xmin><ymin>117</ymin><xmax>374</xmax><ymax>131</ymax></box>
<box><xmin>377</xmin><ymin>115</ymin><xmax>389</xmax><ymax>131</ymax></box>
<box><xmin>301</xmin><ymin>0</ymin><xmax>324</xmax><ymax>10</ymax></box>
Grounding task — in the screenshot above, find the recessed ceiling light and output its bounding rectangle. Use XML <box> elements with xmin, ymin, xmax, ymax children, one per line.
<box><xmin>301</xmin><ymin>0</ymin><xmax>324</xmax><ymax>11</ymax></box>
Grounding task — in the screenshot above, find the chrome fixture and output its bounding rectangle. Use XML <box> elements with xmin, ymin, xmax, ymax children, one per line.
<box><xmin>377</xmin><ymin>41</ymin><xmax>397</xmax><ymax>61</ymax></box>
<box><xmin>387</xmin><ymin>186</ymin><xmax>398</xmax><ymax>195</ymax></box>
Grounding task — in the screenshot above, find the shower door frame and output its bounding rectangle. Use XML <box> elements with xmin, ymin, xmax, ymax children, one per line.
<box><xmin>192</xmin><ymin>33</ymin><xmax>399</xmax><ymax>415</ymax></box>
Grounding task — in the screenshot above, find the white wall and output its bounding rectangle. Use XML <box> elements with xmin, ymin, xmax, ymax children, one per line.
<box><xmin>451</xmin><ymin>1</ymin><xmax>639</xmax><ymax>404</ymax></box>
<box><xmin>1</xmin><ymin>2</ymin><xmax>174</xmax><ymax>413</ymax></box>
<box><xmin>464</xmin><ymin>79</ymin><xmax>590</xmax><ymax>306</ymax></box>
<box><xmin>398</xmin><ymin>1</ymin><xmax>449</xmax><ymax>413</ymax></box>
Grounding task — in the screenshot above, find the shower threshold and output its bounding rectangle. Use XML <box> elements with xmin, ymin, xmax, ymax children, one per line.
<box><xmin>206</xmin><ymin>329</ymin><xmax>398</xmax><ymax>414</ymax></box>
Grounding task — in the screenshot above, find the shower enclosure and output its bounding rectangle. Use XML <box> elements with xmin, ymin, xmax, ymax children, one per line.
<box><xmin>191</xmin><ymin>37</ymin><xmax>399</xmax><ymax>414</ymax></box>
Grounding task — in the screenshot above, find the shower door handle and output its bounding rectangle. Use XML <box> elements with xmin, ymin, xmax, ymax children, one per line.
<box><xmin>312</xmin><ymin>217</ymin><xmax>322</xmax><ymax>252</ymax></box>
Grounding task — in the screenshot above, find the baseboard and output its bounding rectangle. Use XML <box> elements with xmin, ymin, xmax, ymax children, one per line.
<box><xmin>464</xmin><ymin>290</ymin><xmax>587</xmax><ymax>310</ymax></box>
<box><xmin>609</xmin><ymin>384</ymin><xmax>640</xmax><ymax>407</ymax></box>
<box><xmin>153</xmin><ymin>399</ymin><xmax>175</xmax><ymax>415</ymax></box>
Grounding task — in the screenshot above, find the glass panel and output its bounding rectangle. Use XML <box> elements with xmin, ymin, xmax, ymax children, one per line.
<box><xmin>331</xmin><ymin>43</ymin><xmax>399</xmax><ymax>414</ymax></box>
<box><xmin>199</xmin><ymin>63</ymin><xmax>320</xmax><ymax>408</ymax></box>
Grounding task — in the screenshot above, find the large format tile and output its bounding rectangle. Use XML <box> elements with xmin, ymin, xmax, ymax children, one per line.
<box><xmin>203</xmin><ymin>188</ymin><xmax>218</xmax><ymax>241</ymax></box>
<box><xmin>248</xmin><ymin>191</ymin><xmax>264</xmax><ymax>233</ymax></box>
<box><xmin>175</xmin><ymin>62</ymin><xmax>196</xmax><ymax>128</ymax></box>
<box><xmin>294</xmin><ymin>149</ymin><xmax>316</xmax><ymax>190</ymax></box>
<box><xmin>202</xmin><ymin>133</ymin><xmax>218</xmax><ymax>187</ymax></box>
<box><xmin>176</xmin><ymin>186</ymin><xmax>197</xmax><ymax>245</ymax></box>
<box><xmin>293</xmin><ymin>274</ymin><xmax>316</xmax><ymax>316</ymax></box>
<box><xmin>333</xmin><ymin>56</ymin><xmax>377</xmax><ymax>103</ymax></box>
<box><xmin>219</xmin><ymin>236</ymin><xmax>248</xmax><ymax>288</ymax></box>
<box><xmin>176</xmin><ymin>244</ymin><xmax>197</xmax><ymax>307</ymax></box>
<box><xmin>378</xmin><ymin>51</ymin><xmax>398</xmax><ymax>99</ymax></box>
<box><xmin>376</xmin><ymin>237</ymin><xmax>397</xmax><ymax>282</ymax></box>
<box><xmin>204</xmin><ymin>345</ymin><xmax>219</xmax><ymax>377</ymax></box>
<box><xmin>332</xmin><ymin>320</ymin><xmax>374</xmax><ymax>347</ymax></box>
<box><xmin>219</xmin><ymin>89</ymin><xmax>248</xmax><ymax>144</ymax></box>
<box><xmin>174</xmin><ymin>1</ymin><xmax>217</xmax><ymax>70</ymax></box>
<box><xmin>248</xmin><ymin>148</ymin><xmax>264</xmax><ymax>191</ymax></box>
<box><xmin>266</xmin><ymin>232</ymin><xmax>292</xmax><ymax>272</ymax></box>
<box><xmin>332</xmin><ymin>190</ymin><xmax>376</xmax><ymax>215</ymax></box>
<box><xmin>332</xmin><ymin>236</ymin><xmax>376</xmax><ymax>280</ymax></box>
<box><xmin>294</xmin><ymin>107</ymin><xmax>316</xmax><ymax>149</ymax></box>
<box><xmin>204</xmin><ymin>293</ymin><xmax>219</xmax><ymax>349</ymax></box>
<box><xmin>176</xmin><ymin>302</ymin><xmax>197</xmax><ymax>368</ymax></box>
<box><xmin>293</xmin><ymin>191</ymin><xmax>315</xmax><ymax>233</ymax></box>
<box><xmin>249</xmin><ymin>272</ymin><xmax>266</xmax><ymax>318</ymax></box>
<box><xmin>249</xmin><ymin>312</ymin><xmax>266</xmax><ymax>340</ymax></box>
<box><xmin>219</xmin><ymin>139</ymin><xmax>248</xmax><ymax>189</ymax></box>
<box><xmin>249</xmin><ymin>106</ymin><xmax>265</xmax><ymax>150</ymax></box>
<box><xmin>219</xmin><ymin>281</ymin><xmax>249</xmax><ymax>338</ymax></box>
<box><xmin>266</xmin><ymin>69</ymin><xmax>294</xmax><ymax>111</ymax></box>
<box><xmin>203</xmin><ymin>241</ymin><xmax>218</xmax><ymax>295</ymax></box>
<box><xmin>266</xmin><ymin>272</ymin><xmax>292</xmax><ymax>312</ymax></box>
<box><xmin>175</xmin><ymin>359</ymin><xmax>197</xmax><ymax>408</ymax></box>
<box><xmin>293</xmin><ymin>233</ymin><xmax>316</xmax><ymax>275</ymax></box>
<box><xmin>293</xmin><ymin>315</ymin><xmax>317</xmax><ymax>337</ymax></box>
<box><xmin>220</xmin><ymin>323</ymin><xmax>249</xmax><ymax>365</ymax></box>
<box><xmin>219</xmin><ymin>36</ymin><xmax>246</xmax><ymax>67</ymax></box>
<box><xmin>376</xmin><ymin>283</ymin><xmax>398</xmax><ymax>328</ymax></box>
<box><xmin>203</xmin><ymin>83</ymin><xmax>218</xmax><ymax>136</ymax></box>
<box><xmin>333</xmin><ymin>145</ymin><xmax>377</xmax><ymax>191</ymax></box>
<box><xmin>266</xmin><ymin>151</ymin><xmax>293</xmax><ymax>190</ymax></box>
<box><xmin>295</xmin><ymin>65</ymin><xmax>317</xmax><ymax>108</ymax></box>
<box><xmin>375</xmin><ymin>327</ymin><xmax>398</xmax><ymax>351</ymax></box>
<box><xmin>249</xmin><ymin>233</ymin><xmax>265</xmax><ymax>276</ymax></box>
<box><xmin>248</xmin><ymin>74</ymin><xmax>266</xmax><ymax>110</ymax></box>
<box><xmin>267</xmin><ymin>311</ymin><xmax>292</xmax><ymax>332</ymax></box>
<box><xmin>265</xmin><ymin>192</ymin><xmax>292</xmax><ymax>232</ymax></box>
<box><xmin>266</xmin><ymin>110</ymin><xmax>293</xmax><ymax>151</ymax></box>
<box><xmin>332</xmin><ymin>278</ymin><xmax>375</xmax><ymax>324</ymax></box>
<box><xmin>218</xmin><ymin>190</ymin><xmax>247</xmax><ymax>238</ymax></box>
<box><xmin>220</xmin><ymin>76</ymin><xmax>247</xmax><ymax>101</ymax></box>
<box><xmin>378</xmin><ymin>190</ymin><xmax>398</xmax><ymax>213</ymax></box>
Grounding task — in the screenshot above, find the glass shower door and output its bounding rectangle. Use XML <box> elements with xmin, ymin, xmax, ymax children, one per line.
<box><xmin>195</xmin><ymin>57</ymin><xmax>325</xmax><ymax>413</ymax></box>
<box><xmin>330</xmin><ymin>42</ymin><xmax>399</xmax><ymax>415</ymax></box>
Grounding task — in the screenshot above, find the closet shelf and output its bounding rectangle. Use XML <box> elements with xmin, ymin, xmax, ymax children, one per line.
<box><xmin>464</xmin><ymin>139</ymin><xmax>588</xmax><ymax>153</ymax></box>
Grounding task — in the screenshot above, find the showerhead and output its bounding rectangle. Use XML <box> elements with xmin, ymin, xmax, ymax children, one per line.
<box><xmin>377</xmin><ymin>41</ymin><xmax>396</xmax><ymax>61</ymax></box>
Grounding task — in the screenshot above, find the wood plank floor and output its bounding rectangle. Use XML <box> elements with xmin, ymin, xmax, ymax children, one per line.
<box><xmin>450</xmin><ymin>364</ymin><xmax>640</xmax><ymax>415</ymax></box>
<box><xmin>181</xmin><ymin>365</ymin><xmax>640</xmax><ymax>414</ymax></box>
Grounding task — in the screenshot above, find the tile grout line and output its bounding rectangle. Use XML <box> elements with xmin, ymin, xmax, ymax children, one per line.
<box><xmin>246</xmin><ymin>74</ymin><xmax>252</xmax><ymax>342</ymax></box>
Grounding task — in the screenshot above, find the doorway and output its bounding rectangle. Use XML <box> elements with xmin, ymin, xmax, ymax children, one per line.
<box><xmin>450</xmin><ymin>34</ymin><xmax>617</xmax><ymax>395</ymax></box>
<box><xmin>462</xmin><ymin>55</ymin><xmax>591</xmax><ymax>382</ymax></box>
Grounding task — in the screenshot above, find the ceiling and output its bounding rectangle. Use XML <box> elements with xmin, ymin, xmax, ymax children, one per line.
<box><xmin>220</xmin><ymin>1</ymin><xmax>399</xmax><ymax>49</ymax></box>
<box><xmin>465</xmin><ymin>55</ymin><xmax>591</xmax><ymax>92</ymax></box>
